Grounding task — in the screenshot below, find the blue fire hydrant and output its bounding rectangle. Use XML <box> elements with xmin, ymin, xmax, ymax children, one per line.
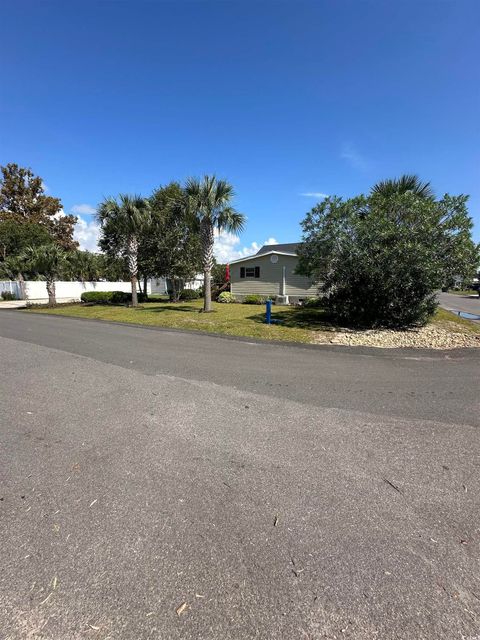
<box><xmin>265</xmin><ymin>299</ymin><xmax>272</xmax><ymax>324</ymax></box>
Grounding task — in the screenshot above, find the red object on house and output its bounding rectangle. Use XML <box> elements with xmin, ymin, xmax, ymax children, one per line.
<box><xmin>225</xmin><ymin>264</ymin><xmax>230</xmax><ymax>282</ymax></box>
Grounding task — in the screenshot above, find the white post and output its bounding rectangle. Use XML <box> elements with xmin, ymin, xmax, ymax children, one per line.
<box><xmin>281</xmin><ymin>266</ymin><xmax>286</xmax><ymax>296</ymax></box>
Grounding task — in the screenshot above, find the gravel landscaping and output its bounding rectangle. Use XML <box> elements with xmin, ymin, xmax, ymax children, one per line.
<box><xmin>314</xmin><ymin>323</ymin><xmax>480</xmax><ymax>349</ymax></box>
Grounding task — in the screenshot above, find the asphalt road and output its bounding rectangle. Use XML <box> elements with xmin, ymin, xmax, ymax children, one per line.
<box><xmin>438</xmin><ymin>291</ymin><xmax>480</xmax><ymax>321</ymax></box>
<box><xmin>0</xmin><ymin>312</ymin><xmax>479</xmax><ymax>640</ymax></box>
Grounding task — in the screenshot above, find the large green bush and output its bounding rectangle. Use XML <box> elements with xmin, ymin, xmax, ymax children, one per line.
<box><xmin>217</xmin><ymin>291</ymin><xmax>236</xmax><ymax>303</ymax></box>
<box><xmin>297</xmin><ymin>191</ymin><xmax>479</xmax><ymax>327</ymax></box>
<box><xmin>179</xmin><ymin>288</ymin><xmax>199</xmax><ymax>300</ymax></box>
<box><xmin>243</xmin><ymin>294</ymin><xmax>265</xmax><ymax>305</ymax></box>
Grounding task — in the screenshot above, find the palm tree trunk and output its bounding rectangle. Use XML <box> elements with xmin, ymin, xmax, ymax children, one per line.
<box><xmin>201</xmin><ymin>220</ymin><xmax>214</xmax><ymax>312</ymax></box>
<box><xmin>128</xmin><ymin>235</ymin><xmax>139</xmax><ymax>307</ymax></box>
<box><xmin>143</xmin><ymin>275</ymin><xmax>148</xmax><ymax>300</ymax></box>
<box><xmin>46</xmin><ymin>279</ymin><xmax>56</xmax><ymax>306</ymax></box>
<box><xmin>17</xmin><ymin>272</ymin><xmax>26</xmax><ymax>300</ymax></box>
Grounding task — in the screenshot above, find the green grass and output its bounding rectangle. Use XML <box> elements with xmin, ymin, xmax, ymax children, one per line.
<box><xmin>447</xmin><ymin>289</ymin><xmax>478</xmax><ymax>296</ymax></box>
<box><xmin>432</xmin><ymin>308</ymin><xmax>480</xmax><ymax>334</ymax></box>
<box><xmin>25</xmin><ymin>299</ymin><xmax>332</xmax><ymax>343</ymax></box>
<box><xmin>24</xmin><ymin>300</ymin><xmax>479</xmax><ymax>343</ymax></box>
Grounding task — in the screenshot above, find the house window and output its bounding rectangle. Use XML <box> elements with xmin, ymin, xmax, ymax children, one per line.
<box><xmin>240</xmin><ymin>266</ymin><xmax>260</xmax><ymax>278</ymax></box>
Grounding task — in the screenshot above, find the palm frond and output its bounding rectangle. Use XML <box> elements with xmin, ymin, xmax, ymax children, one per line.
<box><xmin>371</xmin><ymin>174</ymin><xmax>434</xmax><ymax>199</ymax></box>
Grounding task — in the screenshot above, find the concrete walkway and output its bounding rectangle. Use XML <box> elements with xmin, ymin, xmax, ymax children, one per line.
<box><xmin>0</xmin><ymin>299</ymin><xmax>26</xmax><ymax>309</ymax></box>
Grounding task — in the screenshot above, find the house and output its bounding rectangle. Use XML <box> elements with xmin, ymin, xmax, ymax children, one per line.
<box><xmin>150</xmin><ymin>275</ymin><xmax>203</xmax><ymax>295</ymax></box>
<box><xmin>230</xmin><ymin>243</ymin><xmax>318</xmax><ymax>304</ymax></box>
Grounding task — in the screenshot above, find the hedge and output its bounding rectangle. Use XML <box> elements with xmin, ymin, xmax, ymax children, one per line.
<box><xmin>179</xmin><ymin>289</ymin><xmax>200</xmax><ymax>300</ymax></box>
<box><xmin>81</xmin><ymin>291</ymin><xmax>147</xmax><ymax>304</ymax></box>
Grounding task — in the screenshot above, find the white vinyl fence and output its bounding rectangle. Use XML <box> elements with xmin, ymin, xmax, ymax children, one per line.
<box><xmin>0</xmin><ymin>280</ymin><xmax>150</xmax><ymax>302</ymax></box>
<box><xmin>0</xmin><ymin>281</ymin><xmax>23</xmax><ymax>299</ymax></box>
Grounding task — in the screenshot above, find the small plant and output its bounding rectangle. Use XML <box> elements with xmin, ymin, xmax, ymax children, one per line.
<box><xmin>217</xmin><ymin>291</ymin><xmax>236</xmax><ymax>303</ymax></box>
<box><xmin>243</xmin><ymin>294</ymin><xmax>265</xmax><ymax>305</ymax></box>
<box><xmin>1</xmin><ymin>291</ymin><xmax>17</xmax><ymax>301</ymax></box>
<box><xmin>179</xmin><ymin>289</ymin><xmax>199</xmax><ymax>301</ymax></box>
<box><xmin>302</xmin><ymin>297</ymin><xmax>323</xmax><ymax>308</ymax></box>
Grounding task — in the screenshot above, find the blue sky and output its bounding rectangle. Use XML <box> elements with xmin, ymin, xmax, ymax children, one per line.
<box><xmin>1</xmin><ymin>0</ymin><xmax>479</xmax><ymax>258</ymax></box>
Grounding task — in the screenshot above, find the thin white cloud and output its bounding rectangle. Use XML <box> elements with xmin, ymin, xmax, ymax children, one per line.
<box><xmin>71</xmin><ymin>203</ymin><xmax>97</xmax><ymax>216</ymax></box>
<box><xmin>340</xmin><ymin>142</ymin><xmax>370</xmax><ymax>171</ymax></box>
<box><xmin>214</xmin><ymin>230</ymin><xmax>278</xmax><ymax>262</ymax></box>
<box><xmin>300</xmin><ymin>192</ymin><xmax>329</xmax><ymax>198</ymax></box>
<box><xmin>74</xmin><ymin>216</ymin><xmax>101</xmax><ymax>252</ymax></box>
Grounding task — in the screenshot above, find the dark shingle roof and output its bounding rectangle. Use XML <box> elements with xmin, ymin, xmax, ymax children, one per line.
<box><xmin>256</xmin><ymin>242</ymin><xmax>300</xmax><ymax>256</ymax></box>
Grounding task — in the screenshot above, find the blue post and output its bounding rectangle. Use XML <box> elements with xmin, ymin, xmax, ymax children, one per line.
<box><xmin>265</xmin><ymin>299</ymin><xmax>272</xmax><ymax>324</ymax></box>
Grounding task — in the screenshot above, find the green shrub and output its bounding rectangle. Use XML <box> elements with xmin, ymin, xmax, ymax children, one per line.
<box><xmin>1</xmin><ymin>291</ymin><xmax>16</xmax><ymax>301</ymax></box>
<box><xmin>80</xmin><ymin>290</ymin><xmax>147</xmax><ymax>305</ymax></box>
<box><xmin>243</xmin><ymin>294</ymin><xmax>265</xmax><ymax>305</ymax></box>
<box><xmin>217</xmin><ymin>291</ymin><xmax>236</xmax><ymax>303</ymax></box>
<box><xmin>302</xmin><ymin>297</ymin><xmax>323</xmax><ymax>308</ymax></box>
<box><xmin>81</xmin><ymin>291</ymin><xmax>113</xmax><ymax>304</ymax></box>
<box><xmin>179</xmin><ymin>288</ymin><xmax>199</xmax><ymax>300</ymax></box>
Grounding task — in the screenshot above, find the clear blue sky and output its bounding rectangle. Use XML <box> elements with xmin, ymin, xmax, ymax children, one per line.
<box><xmin>1</xmin><ymin>0</ymin><xmax>479</xmax><ymax>258</ymax></box>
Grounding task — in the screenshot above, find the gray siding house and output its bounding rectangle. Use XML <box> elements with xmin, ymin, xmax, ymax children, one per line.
<box><xmin>230</xmin><ymin>243</ymin><xmax>318</xmax><ymax>304</ymax></box>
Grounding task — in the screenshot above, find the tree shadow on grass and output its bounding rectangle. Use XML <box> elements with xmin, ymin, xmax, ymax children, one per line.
<box><xmin>139</xmin><ymin>303</ymin><xmax>200</xmax><ymax>314</ymax></box>
<box><xmin>247</xmin><ymin>307</ymin><xmax>337</xmax><ymax>331</ymax></box>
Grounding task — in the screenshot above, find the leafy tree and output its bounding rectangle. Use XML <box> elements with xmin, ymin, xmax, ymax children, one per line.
<box><xmin>97</xmin><ymin>194</ymin><xmax>151</xmax><ymax>306</ymax></box>
<box><xmin>21</xmin><ymin>244</ymin><xmax>68</xmax><ymax>306</ymax></box>
<box><xmin>371</xmin><ymin>174</ymin><xmax>434</xmax><ymax>199</ymax></box>
<box><xmin>0</xmin><ymin>163</ymin><xmax>78</xmax><ymax>250</ymax></box>
<box><xmin>0</xmin><ymin>254</ymin><xmax>29</xmax><ymax>299</ymax></box>
<box><xmin>212</xmin><ymin>261</ymin><xmax>227</xmax><ymax>287</ymax></box>
<box><xmin>184</xmin><ymin>175</ymin><xmax>244</xmax><ymax>312</ymax></box>
<box><xmin>147</xmin><ymin>183</ymin><xmax>201</xmax><ymax>302</ymax></box>
<box><xmin>66</xmin><ymin>250</ymin><xmax>101</xmax><ymax>282</ymax></box>
<box><xmin>297</xmin><ymin>190</ymin><xmax>479</xmax><ymax>328</ymax></box>
<box><xmin>0</xmin><ymin>220</ymin><xmax>53</xmax><ymax>260</ymax></box>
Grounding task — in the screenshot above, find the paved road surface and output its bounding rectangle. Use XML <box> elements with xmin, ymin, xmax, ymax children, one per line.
<box><xmin>0</xmin><ymin>312</ymin><xmax>479</xmax><ymax>640</ymax></box>
<box><xmin>438</xmin><ymin>291</ymin><xmax>480</xmax><ymax>321</ymax></box>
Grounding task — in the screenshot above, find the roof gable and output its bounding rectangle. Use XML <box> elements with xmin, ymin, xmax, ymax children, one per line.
<box><xmin>229</xmin><ymin>250</ymin><xmax>299</xmax><ymax>265</ymax></box>
<box><xmin>256</xmin><ymin>242</ymin><xmax>300</xmax><ymax>256</ymax></box>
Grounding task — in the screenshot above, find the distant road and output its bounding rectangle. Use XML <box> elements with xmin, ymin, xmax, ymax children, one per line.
<box><xmin>1</xmin><ymin>311</ymin><xmax>479</xmax><ymax>639</ymax></box>
<box><xmin>438</xmin><ymin>291</ymin><xmax>480</xmax><ymax>321</ymax></box>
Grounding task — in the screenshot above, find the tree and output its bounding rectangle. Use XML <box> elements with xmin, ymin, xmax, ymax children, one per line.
<box><xmin>0</xmin><ymin>220</ymin><xmax>53</xmax><ymax>260</ymax></box>
<box><xmin>97</xmin><ymin>194</ymin><xmax>151</xmax><ymax>306</ymax></box>
<box><xmin>66</xmin><ymin>250</ymin><xmax>102</xmax><ymax>282</ymax></box>
<box><xmin>371</xmin><ymin>174</ymin><xmax>434</xmax><ymax>199</ymax></box>
<box><xmin>0</xmin><ymin>254</ymin><xmax>29</xmax><ymax>299</ymax></box>
<box><xmin>0</xmin><ymin>163</ymin><xmax>78</xmax><ymax>250</ymax></box>
<box><xmin>21</xmin><ymin>245</ymin><xmax>68</xmax><ymax>306</ymax></box>
<box><xmin>184</xmin><ymin>175</ymin><xmax>244</xmax><ymax>312</ymax></box>
<box><xmin>297</xmin><ymin>190</ymin><xmax>479</xmax><ymax>328</ymax></box>
<box><xmin>147</xmin><ymin>183</ymin><xmax>201</xmax><ymax>302</ymax></box>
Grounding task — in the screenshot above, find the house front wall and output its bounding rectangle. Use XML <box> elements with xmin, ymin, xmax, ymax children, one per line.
<box><xmin>231</xmin><ymin>254</ymin><xmax>318</xmax><ymax>300</ymax></box>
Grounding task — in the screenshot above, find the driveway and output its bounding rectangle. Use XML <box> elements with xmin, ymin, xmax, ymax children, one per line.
<box><xmin>0</xmin><ymin>312</ymin><xmax>479</xmax><ymax>640</ymax></box>
<box><xmin>438</xmin><ymin>291</ymin><xmax>480</xmax><ymax>322</ymax></box>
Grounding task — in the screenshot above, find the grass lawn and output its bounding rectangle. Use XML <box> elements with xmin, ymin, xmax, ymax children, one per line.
<box><xmin>447</xmin><ymin>289</ymin><xmax>479</xmax><ymax>296</ymax></box>
<box><xmin>433</xmin><ymin>307</ymin><xmax>480</xmax><ymax>334</ymax></box>
<box><xmin>24</xmin><ymin>299</ymin><xmax>480</xmax><ymax>343</ymax></box>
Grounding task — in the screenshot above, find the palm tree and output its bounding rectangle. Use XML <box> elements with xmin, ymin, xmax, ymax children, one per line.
<box><xmin>0</xmin><ymin>254</ymin><xmax>28</xmax><ymax>300</ymax></box>
<box><xmin>98</xmin><ymin>194</ymin><xmax>151</xmax><ymax>307</ymax></box>
<box><xmin>21</xmin><ymin>244</ymin><xmax>67</xmax><ymax>306</ymax></box>
<box><xmin>185</xmin><ymin>176</ymin><xmax>245</xmax><ymax>312</ymax></box>
<box><xmin>371</xmin><ymin>174</ymin><xmax>434</xmax><ymax>199</ymax></box>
